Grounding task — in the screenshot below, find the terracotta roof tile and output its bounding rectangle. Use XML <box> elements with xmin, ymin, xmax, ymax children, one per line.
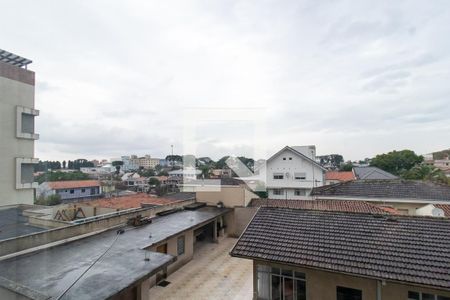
<box><xmin>47</xmin><ymin>180</ymin><xmax>100</xmax><ymax>190</ymax></box>
<box><xmin>78</xmin><ymin>193</ymin><xmax>183</xmax><ymax>209</ymax></box>
<box><xmin>250</xmin><ymin>199</ymin><xmax>389</xmax><ymax>214</ymax></box>
<box><xmin>325</xmin><ymin>171</ymin><xmax>356</xmax><ymax>181</ymax></box>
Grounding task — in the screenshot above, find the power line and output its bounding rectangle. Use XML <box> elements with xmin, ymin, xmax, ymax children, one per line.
<box><xmin>56</xmin><ymin>229</ymin><xmax>124</xmax><ymax>300</ymax></box>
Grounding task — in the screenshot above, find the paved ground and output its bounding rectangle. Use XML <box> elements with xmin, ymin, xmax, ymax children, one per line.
<box><xmin>149</xmin><ymin>237</ymin><xmax>253</xmax><ymax>300</ymax></box>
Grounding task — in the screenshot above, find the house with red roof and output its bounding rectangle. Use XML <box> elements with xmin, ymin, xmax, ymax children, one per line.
<box><xmin>37</xmin><ymin>180</ymin><xmax>102</xmax><ymax>202</ymax></box>
<box><xmin>325</xmin><ymin>171</ymin><xmax>356</xmax><ymax>185</ymax></box>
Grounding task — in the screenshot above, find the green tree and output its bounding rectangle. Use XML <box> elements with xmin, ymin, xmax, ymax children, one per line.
<box><xmin>35</xmin><ymin>194</ymin><xmax>62</xmax><ymax>206</ymax></box>
<box><xmin>112</xmin><ymin>161</ymin><xmax>124</xmax><ymax>174</ymax></box>
<box><xmin>35</xmin><ymin>171</ymin><xmax>89</xmax><ymax>184</ymax></box>
<box><xmin>402</xmin><ymin>165</ymin><xmax>449</xmax><ymax>185</ymax></box>
<box><xmin>340</xmin><ymin>162</ymin><xmax>354</xmax><ymax>171</ymax></box>
<box><xmin>370</xmin><ymin>150</ymin><xmax>423</xmax><ymax>176</ymax></box>
<box><xmin>148</xmin><ymin>178</ymin><xmax>161</xmax><ymax>186</ymax></box>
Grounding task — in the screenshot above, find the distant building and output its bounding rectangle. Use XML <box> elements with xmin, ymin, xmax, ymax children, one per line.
<box><xmin>0</xmin><ymin>49</ymin><xmax>38</xmax><ymax>206</ymax></box>
<box><xmin>266</xmin><ymin>145</ymin><xmax>326</xmax><ymax>199</ymax></box>
<box><xmin>231</xmin><ymin>207</ymin><xmax>450</xmax><ymax>300</ymax></box>
<box><xmin>210</xmin><ymin>169</ymin><xmax>232</xmax><ymax>178</ymax></box>
<box><xmin>38</xmin><ymin>180</ymin><xmax>102</xmax><ymax>202</ymax></box>
<box><xmin>168</xmin><ymin>167</ymin><xmax>201</xmax><ymax>181</ymax></box>
<box><xmin>353</xmin><ymin>166</ymin><xmax>397</xmax><ymax>180</ymax></box>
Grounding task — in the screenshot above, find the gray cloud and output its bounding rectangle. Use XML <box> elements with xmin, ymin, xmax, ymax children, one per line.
<box><xmin>2</xmin><ymin>0</ymin><xmax>450</xmax><ymax>161</ymax></box>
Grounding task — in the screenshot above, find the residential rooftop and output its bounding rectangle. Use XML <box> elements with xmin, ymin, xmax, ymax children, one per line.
<box><xmin>250</xmin><ymin>198</ymin><xmax>390</xmax><ymax>214</ymax></box>
<box><xmin>325</xmin><ymin>171</ymin><xmax>355</xmax><ymax>181</ymax></box>
<box><xmin>353</xmin><ymin>166</ymin><xmax>398</xmax><ymax>180</ymax></box>
<box><xmin>311</xmin><ymin>179</ymin><xmax>450</xmax><ymax>202</ymax></box>
<box><xmin>0</xmin><ymin>206</ymin><xmax>229</xmax><ymax>299</ymax></box>
<box><xmin>231</xmin><ymin>207</ymin><xmax>450</xmax><ymax>290</ymax></box>
<box><xmin>79</xmin><ymin>193</ymin><xmax>188</xmax><ymax>209</ymax></box>
<box><xmin>44</xmin><ymin>180</ymin><xmax>101</xmax><ymax>190</ymax></box>
<box><xmin>0</xmin><ymin>207</ymin><xmax>46</xmax><ymax>241</ymax></box>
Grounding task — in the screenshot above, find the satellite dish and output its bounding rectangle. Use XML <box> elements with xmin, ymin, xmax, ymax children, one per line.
<box><xmin>285</xmin><ymin>172</ymin><xmax>290</xmax><ymax>178</ymax></box>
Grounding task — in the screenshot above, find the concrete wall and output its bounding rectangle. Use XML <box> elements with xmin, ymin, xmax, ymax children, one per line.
<box><xmin>226</xmin><ymin>207</ymin><xmax>257</xmax><ymax>238</ymax></box>
<box><xmin>0</xmin><ymin>62</ymin><xmax>36</xmax><ymax>207</ymax></box>
<box><xmin>148</xmin><ymin>229</ymin><xmax>195</xmax><ymax>276</ymax></box>
<box><xmin>253</xmin><ymin>260</ymin><xmax>450</xmax><ymax>300</ymax></box>
<box><xmin>0</xmin><ymin>287</ymin><xmax>32</xmax><ymax>300</ymax></box>
<box><xmin>196</xmin><ymin>186</ymin><xmax>259</xmax><ymax>208</ymax></box>
<box><xmin>0</xmin><ymin>199</ymin><xmax>195</xmax><ymax>257</ymax></box>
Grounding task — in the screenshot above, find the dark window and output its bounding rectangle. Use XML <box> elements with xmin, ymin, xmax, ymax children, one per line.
<box><xmin>81</xmin><ymin>188</ymin><xmax>85</xmax><ymax>193</ymax></box>
<box><xmin>296</xmin><ymin>280</ymin><xmax>306</xmax><ymax>300</ymax></box>
<box><xmin>438</xmin><ymin>296</ymin><xmax>450</xmax><ymax>300</ymax></box>
<box><xmin>294</xmin><ymin>173</ymin><xmax>306</xmax><ymax>180</ymax></box>
<box><xmin>273</xmin><ymin>173</ymin><xmax>284</xmax><ymax>180</ymax></box>
<box><xmin>70</xmin><ymin>189</ymin><xmax>74</xmax><ymax>194</ymax></box>
<box><xmin>289</xmin><ymin>157</ymin><xmax>292</xmax><ymax>160</ymax></box>
<box><xmin>283</xmin><ymin>157</ymin><xmax>286</xmax><ymax>160</ymax></box>
<box><xmin>408</xmin><ymin>291</ymin><xmax>420</xmax><ymax>300</ymax></box>
<box><xmin>423</xmin><ymin>294</ymin><xmax>435</xmax><ymax>300</ymax></box>
<box><xmin>273</xmin><ymin>189</ymin><xmax>284</xmax><ymax>195</ymax></box>
<box><xmin>336</xmin><ymin>286</ymin><xmax>362</xmax><ymax>300</ymax></box>
<box><xmin>271</xmin><ymin>274</ymin><xmax>282</xmax><ymax>300</ymax></box>
<box><xmin>177</xmin><ymin>235</ymin><xmax>185</xmax><ymax>256</ymax></box>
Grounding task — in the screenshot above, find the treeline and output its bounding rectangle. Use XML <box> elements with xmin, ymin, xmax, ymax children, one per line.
<box><xmin>35</xmin><ymin>159</ymin><xmax>94</xmax><ymax>172</ymax></box>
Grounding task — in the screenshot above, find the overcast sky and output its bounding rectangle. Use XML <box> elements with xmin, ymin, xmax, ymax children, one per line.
<box><xmin>3</xmin><ymin>0</ymin><xmax>450</xmax><ymax>162</ymax></box>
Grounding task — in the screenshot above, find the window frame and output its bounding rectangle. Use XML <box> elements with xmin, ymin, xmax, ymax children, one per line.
<box><xmin>16</xmin><ymin>106</ymin><xmax>39</xmax><ymax>140</ymax></box>
<box><xmin>15</xmin><ymin>157</ymin><xmax>38</xmax><ymax>189</ymax></box>
<box><xmin>294</xmin><ymin>172</ymin><xmax>307</xmax><ymax>180</ymax></box>
<box><xmin>272</xmin><ymin>189</ymin><xmax>284</xmax><ymax>196</ymax></box>
<box><xmin>256</xmin><ymin>265</ymin><xmax>306</xmax><ymax>300</ymax></box>
<box><xmin>177</xmin><ymin>235</ymin><xmax>185</xmax><ymax>256</ymax></box>
<box><xmin>273</xmin><ymin>173</ymin><xmax>284</xmax><ymax>180</ymax></box>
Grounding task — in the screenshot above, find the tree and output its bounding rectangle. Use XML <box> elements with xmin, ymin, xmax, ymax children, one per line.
<box><xmin>402</xmin><ymin>165</ymin><xmax>449</xmax><ymax>185</ymax></box>
<box><xmin>317</xmin><ymin>154</ymin><xmax>344</xmax><ymax>170</ymax></box>
<box><xmin>62</xmin><ymin>160</ymin><xmax>66</xmax><ymax>169</ymax></box>
<box><xmin>370</xmin><ymin>150</ymin><xmax>423</xmax><ymax>176</ymax></box>
<box><xmin>340</xmin><ymin>162</ymin><xmax>353</xmax><ymax>172</ymax></box>
<box><xmin>35</xmin><ymin>171</ymin><xmax>89</xmax><ymax>184</ymax></box>
<box><xmin>148</xmin><ymin>178</ymin><xmax>161</xmax><ymax>186</ymax></box>
<box><xmin>35</xmin><ymin>194</ymin><xmax>62</xmax><ymax>206</ymax></box>
<box><xmin>112</xmin><ymin>161</ymin><xmax>124</xmax><ymax>174</ymax></box>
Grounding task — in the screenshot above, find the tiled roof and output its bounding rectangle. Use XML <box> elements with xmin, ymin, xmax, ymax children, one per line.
<box><xmin>79</xmin><ymin>193</ymin><xmax>185</xmax><ymax>209</ymax></box>
<box><xmin>311</xmin><ymin>179</ymin><xmax>450</xmax><ymax>202</ymax></box>
<box><xmin>46</xmin><ymin>180</ymin><xmax>100</xmax><ymax>190</ymax></box>
<box><xmin>250</xmin><ymin>199</ymin><xmax>388</xmax><ymax>214</ymax></box>
<box><xmin>325</xmin><ymin>171</ymin><xmax>355</xmax><ymax>181</ymax></box>
<box><xmin>353</xmin><ymin>167</ymin><xmax>398</xmax><ymax>180</ymax></box>
<box><xmin>231</xmin><ymin>207</ymin><xmax>450</xmax><ymax>290</ymax></box>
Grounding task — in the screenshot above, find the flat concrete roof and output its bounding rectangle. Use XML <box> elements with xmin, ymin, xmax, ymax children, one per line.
<box><xmin>0</xmin><ymin>206</ymin><xmax>230</xmax><ymax>299</ymax></box>
<box><xmin>0</xmin><ymin>207</ymin><xmax>47</xmax><ymax>241</ymax></box>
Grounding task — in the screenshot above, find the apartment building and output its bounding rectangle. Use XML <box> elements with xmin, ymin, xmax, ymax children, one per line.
<box><xmin>0</xmin><ymin>49</ymin><xmax>39</xmax><ymax>207</ymax></box>
<box><xmin>266</xmin><ymin>145</ymin><xmax>326</xmax><ymax>199</ymax></box>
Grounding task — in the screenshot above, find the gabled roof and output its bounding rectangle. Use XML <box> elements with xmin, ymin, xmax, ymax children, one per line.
<box><xmin>267</xmin><ymin>146</ymin><xmax>326</xmax><ymax>171</ymax></box>
<box><xmin>249</xmin><ymin>198</ymin><xmax>389</xmax><ymax>214</ymax></box>
<box><xmin>231</xmin><ymin>207</ymin><xmax>450</xmax><ymax>290</ymax></box>
<box><xmin>46</xmin><ymin>180</ymin><xmax>101</xmax><ymax>190</ymax></box>
<box><xmin>353</xmin><ymin>166</ymin><xmax>397</xmax><ymax>180</ymax></box>
<box><xmin>311</xmin><ymin>179</ymin><xmax>450</xmax><ymax>202</ymax></box>
<box><xmin>325</xmin><ymin>171</ymin><xmax>355</xmax><ymax>181</ymax></box>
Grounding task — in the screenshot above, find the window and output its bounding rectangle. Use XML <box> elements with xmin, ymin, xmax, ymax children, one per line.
<box><xmin>15</xmin><ymin>158</ymin><xmax>38</xmax><ymax>189</ymax></box>
<box><xmin>283</xmin><ymin>157</ymin><xmax>286</xmax><ymax>160</ymax></box>
<box><xmin>294</xmin><ymin>173</ymin><xmax>306</xmax><ymax>180</ymax></box>
<box><xmin>289</xmin><ymin>157</ymin><xmax>292</xmax><ymax>160</ymax></box>
<box><xmin>273</xmin><ymin>189</ymin><xmax>284</xmax><ymax>196</ymax></box>
<box><xmin>409</xmin><ymin>291</ymin><xmax>450</xmax><ymax>300</ymax></box>
<box><xmin>273</xmin><ymin>173</ymin><xmax>284</xmax><ymax>180</ymax></box>
<box><xmin>294</xmin><ymin>189</ymin><xmax>306</xmax><ymax>196</ymax></box>
<box><xmin>70</xmin><ymin>189</ymin><xmax>74</xmax><ymax>194</ymax></box>
<box><xmin>16</xmin><ymin>106</ymin><xmax>39</xmax><ymax>140</ymax></box>
<box><xmin>256</xmin><ymin>265</ymin><xmax>305</xmax><ymax>300</ymax></box>
<box><xmin>177</xmin><ymin>235</ymin><xmax>185</xmax><ymax>256</ymax></box>
<box><xmin>81</xmin><ymin>188</ymin><xmax>85</xmax><ymax>193</ymax></box>
<box><xmin>337</xmin><ymin>286</ymin><xmax>362</xmax><ymax>300</ymax></box>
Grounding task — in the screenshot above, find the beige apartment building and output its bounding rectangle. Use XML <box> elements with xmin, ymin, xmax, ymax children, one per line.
<box><xmin>0</xmin><ymin>49</ymin><xmax>38</xmax><ymax>207</ymax></box>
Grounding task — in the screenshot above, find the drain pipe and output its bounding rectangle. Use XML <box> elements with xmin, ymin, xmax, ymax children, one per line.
<box><xmin>377</xmin><ymin>280</ymin><xmax>383</xmax><ymax>300</ymax></box>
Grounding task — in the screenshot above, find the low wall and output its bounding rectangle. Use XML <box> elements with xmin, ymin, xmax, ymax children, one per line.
<box><xmin>0</xmin><ymin>199</ymin><xmax>195</xmax><ymax>257</ymax></box>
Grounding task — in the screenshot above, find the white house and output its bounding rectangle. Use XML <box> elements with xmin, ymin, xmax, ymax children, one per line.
<box><xmin>168</xmin><ymin>167</ymin><xmax>201</xmax><ymax>181</ymax></box>
<box><xmin>266</xmin><ymin>145</ymin><xmax>326</xmax><ymax>199</ymax></box>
